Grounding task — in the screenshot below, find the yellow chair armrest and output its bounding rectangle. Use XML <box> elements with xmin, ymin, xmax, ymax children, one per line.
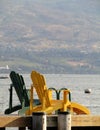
<box><xmin>63</xmin><ymin>90</ymin><xmax>71</xmax><ymax>111</ymax></box>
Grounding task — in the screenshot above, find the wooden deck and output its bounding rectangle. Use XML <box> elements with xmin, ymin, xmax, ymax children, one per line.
<box><xmin>0</xmin><ymin>114</ymin><xmax>100</xmax><ymax>129</ymax></box>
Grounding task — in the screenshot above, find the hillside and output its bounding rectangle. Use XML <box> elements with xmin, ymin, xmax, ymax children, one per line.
<box><xmin>0</xmin><ymin>0</ymin><xmax>100</xmax><ymax>74</ymax></box>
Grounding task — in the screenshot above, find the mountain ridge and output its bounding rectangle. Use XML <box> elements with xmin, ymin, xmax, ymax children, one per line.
<box><xmin>0</xmin><ymin>0</ymin><xmax>100</xmax><ymax>74</ymax></box>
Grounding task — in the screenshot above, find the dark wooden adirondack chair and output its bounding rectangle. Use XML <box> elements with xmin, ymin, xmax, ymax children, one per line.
<box><xmin>5</xmin><ymin>71</ymin><xmax>40</xmax><ymax>114</ymax></box>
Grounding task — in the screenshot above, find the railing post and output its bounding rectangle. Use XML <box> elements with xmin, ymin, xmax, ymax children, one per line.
<box><xmin>32</xmin><ymin>112</ymin><xmax>47</xmax><ymax>130</ymax></box>
<box><xmin>58</xmin><ymin>112</ymin><xmax>71</xmax><ymax>130</ymax></box>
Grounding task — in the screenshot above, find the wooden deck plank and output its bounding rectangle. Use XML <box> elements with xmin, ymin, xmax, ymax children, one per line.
<box><xmin>0</xmin><ymin>115</ymin><xmax>31</xmax><ymax>127</ymax></box>
<box><xmin>0</xmin><ymin>115</ymin><xmax>100</xmax><ymax>127</ymax></box>
<box><xmin>72</xmin><ymin>115</ymin><xmax>100</xmax><ymax>126</ymax></box>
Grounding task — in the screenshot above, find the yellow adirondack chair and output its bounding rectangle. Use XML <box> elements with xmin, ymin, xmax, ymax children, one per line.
<box><xmin>25</xmin><ymin>71</ymin><xmax>90</xmax><ymax>115</ymax></box>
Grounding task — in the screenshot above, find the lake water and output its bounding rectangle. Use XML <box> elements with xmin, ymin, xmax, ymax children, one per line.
<box><xmin>0</xmin><ymin>74</ymin><xmax>100</xmax><ymax>115</ymax></box>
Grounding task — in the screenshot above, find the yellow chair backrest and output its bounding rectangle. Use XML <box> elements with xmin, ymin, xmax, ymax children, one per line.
<box><xmin>31</xmin><ymin>71</ymin><xmax>51</xmax><ymax>107</ymax></box>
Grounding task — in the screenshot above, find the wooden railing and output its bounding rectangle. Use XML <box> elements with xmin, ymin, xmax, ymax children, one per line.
<box><xmin>0</xmin><ymin>114</ymin><xmax>100</xmax><ymax>130</ymax></box>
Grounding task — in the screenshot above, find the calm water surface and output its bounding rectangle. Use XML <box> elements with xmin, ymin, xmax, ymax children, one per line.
<box><xmin>0</xmin><ymin>74</ymin><xmax>100</xmax><ymax>115</ymax></box>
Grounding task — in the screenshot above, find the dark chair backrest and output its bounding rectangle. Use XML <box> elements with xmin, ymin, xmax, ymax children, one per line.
<box><xmin>10</xmin><ymin>71</ymin><xmax>30</xmax><ymax>107</ymax></box>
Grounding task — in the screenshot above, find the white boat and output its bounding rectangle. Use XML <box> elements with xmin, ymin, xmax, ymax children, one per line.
<box><xmin>0</xmin><ymin>76</ymin><xmax>9</xmax><ymax>79</ymax></box>
<box><xmin>0</xmin><ymin>65</ymin><xmax>9</xmax><ymax>79</ymax></box>
<box><xmin>0</xmin><ymin>65</ymin><xmax>9</xmax><ymax>70</ymax></box>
